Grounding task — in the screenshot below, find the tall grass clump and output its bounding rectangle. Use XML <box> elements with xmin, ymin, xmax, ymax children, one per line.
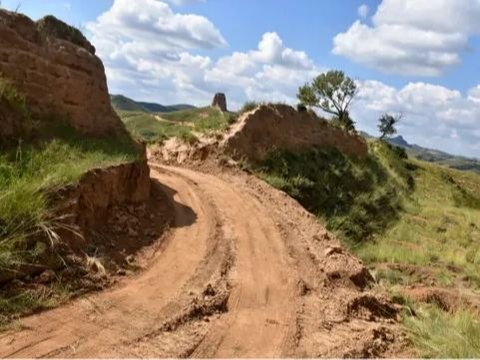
<box><xmin>239</xmin><ymin>101</ymin><xmax>260</xmax><ymax>114</ymax></box>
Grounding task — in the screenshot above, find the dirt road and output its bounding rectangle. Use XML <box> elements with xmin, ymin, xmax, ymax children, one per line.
<box><xmin>0</xmin><ymin>164</ymin><xmax>404</xmax><ymax>358</ymax></box>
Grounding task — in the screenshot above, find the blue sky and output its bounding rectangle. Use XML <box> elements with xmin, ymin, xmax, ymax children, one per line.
<box><xmin>2</xmin><ymin>0</ymin><xmax>480</xmax><ymax>157</ymax></box>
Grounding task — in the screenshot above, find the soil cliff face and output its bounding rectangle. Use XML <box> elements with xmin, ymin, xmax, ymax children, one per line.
<box><xmin>223</xmin><ymin>104</ymin><xmax>368</xmax><ymax>161</ymax></box>
<box><xmin>58</xmin><ymin>160</ymin><xmax>151</xmax><ymax>234</ymax></box>
<box><xmin>0</xmin><ymin>10</ymin><xmax>120</xmax><ymax>135</ymax></box>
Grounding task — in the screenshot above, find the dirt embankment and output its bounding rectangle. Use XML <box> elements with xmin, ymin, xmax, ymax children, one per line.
<box><xmin>0</xmin><ymin>9</ymin><xmax>121</xmax><ymax>136</ymax></box>
<box><xmin>222</xmin><ymin>104</ymin><xmax>368</xmax><ymax>161</ymax></box>
<box><xmin>1</xmin><ymin>160</ymin><xmax>153</xmax><ymax>285</ymax></box>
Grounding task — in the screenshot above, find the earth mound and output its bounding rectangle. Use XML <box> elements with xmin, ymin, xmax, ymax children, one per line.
<box><xmin>222</xmin><ymin>104</ymin><xmax>368</xmax><ymax>161</ymax></box>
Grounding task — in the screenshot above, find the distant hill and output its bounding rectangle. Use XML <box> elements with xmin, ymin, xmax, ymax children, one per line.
<box><xmin>110</xmin><ymin>94</ymin><xmax>196</xmax><ymax>113</ymax></box>
<box><xmin>359</xmin><ymin>132</ymin><xmax>480</xmax><ymax>173</ymax></box>
<box><xmin>360</xmin><ymin>133</ymin><xmax>480</xmax><ymax>173</ymax></box>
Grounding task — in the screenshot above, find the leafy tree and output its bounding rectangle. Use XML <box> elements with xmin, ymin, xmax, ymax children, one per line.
<box><xmin>297</xmin><ymin>70</ymin><xmax>358</xmax><ymax>130</ymax></box>
<box><xmin>378</xmin><ymin>113</ymin><xmax>402</xmax><ymax>139</ymax></box>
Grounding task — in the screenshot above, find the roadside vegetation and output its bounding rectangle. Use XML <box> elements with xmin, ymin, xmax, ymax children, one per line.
<box><xmin>0</xmin><ymin>121</ymin><xmax>139</xmax><ymax>270</ymax></box>
<box><xmin>257</xmin><ymin>141</ymin><xmax>413</xmax><ymax>244</ymax></box>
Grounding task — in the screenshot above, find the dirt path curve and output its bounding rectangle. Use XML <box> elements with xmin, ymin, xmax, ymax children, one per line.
<box><xmin>0</xmin><ymin>165</ymin><xmax>298</xmax><ymax>358</ymax></box>
<box><xmin>159</xmin><ymin>166</ymin><xmax>298</xmax><ymax>358</ymax></box>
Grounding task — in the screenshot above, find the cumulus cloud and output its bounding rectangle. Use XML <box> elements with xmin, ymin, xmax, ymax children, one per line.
<box><xmin>333</xmin><ymin>0</ymin><xmax>480</xmax><ymax>76</ymax></box>
<box><xmin>87</xmin><ymin>0</ymin><xmax>226</xmax><ymax>53</ymax></box>
<box><xmin>352</xmin><ymin>81</ymin><xmax>480</xmax><ymax>157</ymax></box>
<box><xmin>204</xmin><ymin>32</ymin><xmax>320</xmax><ymax>105</ymax></box>
<box><xmin>86</xmin><ymin>0</ymin><xmax>226</xmax><ymax>104</ymax></box>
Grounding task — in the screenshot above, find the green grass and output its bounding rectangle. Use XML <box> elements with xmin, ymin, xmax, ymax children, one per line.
<box><xmin>239</xmin><ymin>101</ymin><xmax>260</xmax><ymax>114</ymax></box>
<box><xmin>404</xmin><ymin>305</ymin><xmax>480</xmax><ymax>358</ymax></box>
<box><xmin>119</xmin><ymin>107</ymin><xmax>236</xmax><ymax>144</ymax></box>
<box><xmin>119</xmin><ymin>111</ymin><xmax>196</xmax><ymax>144</ymax></box>
<box><xmin>357</xmin><ymin>161</ymin><xmax>480</xmax><ymax>280</ymax></box>
<box><xmin>256</xmin><ymin>140</ymin><xmax>413</xmax><ymax>244</ymax></box>
<box><xmin>254</xmin><ymin>136</ymin><xmax>480</xmax><ymax>357</ymax></box>
<box><xmin>0</xmin><ymin>121</ymin><xmax>140</xmax><ymax>271</ymax></box>
<box><xmin>160</xmin><ymin>106</ymin><xmax>235</xmax><ymax>132</ymax></box>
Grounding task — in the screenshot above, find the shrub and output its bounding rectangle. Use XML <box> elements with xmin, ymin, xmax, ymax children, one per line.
<box><xmin>297</xmin><ymin>103</ymin><xmax>307</xmax><ymax>113</ymax></box>
<box><xmin>239</xmin><ymin>101</ymin><xmax>259</xmax><ymax>114</ymax></box>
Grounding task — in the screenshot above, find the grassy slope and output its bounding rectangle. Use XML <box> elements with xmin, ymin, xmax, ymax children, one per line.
<box><xmin>255</xmin><ymin>139</ymin><xmax>480</xmax><ymax>357</ymax></box>
<box><xmin>118</xmin><ymin>107</ymin><xmax>235</xmax><ymax>144</ymax></box>
<box><xmin>0</xmin><ymin>123</ymin><xmax>139</xmax><ymax>270</ymax></box>
<box><xmin>257</xmin><ymin>141</ymin><xmax>413</xmax><ymax>244</ymax></box>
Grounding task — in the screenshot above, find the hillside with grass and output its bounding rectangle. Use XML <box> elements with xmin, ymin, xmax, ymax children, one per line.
<box><xmin>118</xmin><ymin>106</ymin><xmax>236</xmax><ymax>144</ymax></box>
<box><xmin>0</xmin><ymin>13</ymin><xmax>146</xmax><ymax>327</ymax></box>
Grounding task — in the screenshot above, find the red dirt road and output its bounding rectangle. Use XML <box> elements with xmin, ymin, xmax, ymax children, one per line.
<box><xmin>0</xmin><ymin>164</ymin><xmax>404</xmax><ymax>358</ymax></box>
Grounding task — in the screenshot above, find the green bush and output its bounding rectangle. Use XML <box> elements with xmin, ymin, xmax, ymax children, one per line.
<box><xmin>239</xmin><ymin>101</ymin><xmax>259</xmax><ymax>114</ymax></box>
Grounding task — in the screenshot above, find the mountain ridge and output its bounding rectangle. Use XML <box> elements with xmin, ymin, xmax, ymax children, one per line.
<box><xmin>110</xmin><ymin>94</ymin><xmax>195</xmax><ymax>113</ymax></box>
<box><xmin>360</xmin><ymin>132</ymin><xmax>480</xmax><ymax>173</ymax></box>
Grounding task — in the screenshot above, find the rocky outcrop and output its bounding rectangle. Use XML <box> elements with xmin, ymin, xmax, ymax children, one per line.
<box><xmin>212</xmin><ymin>93</ymin><xmax>227</xmax><ymax>112</ymax></box>
<box><xmin>222</xmin><ymin>104</ymin><xmax>368</xmax><ymax>161</ymax></box>
<box><xmin>0</xmin><ymin>10</ymin><xmax>121</xmax><ymax>135</ymax></box>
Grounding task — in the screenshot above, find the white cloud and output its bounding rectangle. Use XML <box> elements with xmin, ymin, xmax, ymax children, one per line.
<box><xmin>204</xmin><ymin>32</ymin><xmax>320</xmax><ymax>104</ymax></box>
<box><xmin>87</xmin><ymin>0</ymin><xmax>226</xmax><ymax>54</ymax></box>
<box><xmin>358</xmin><ymin>4</ymin><xmax>369</xmax><ymax>19</ymax></box>
<box><xmin>353</xmin><ymin>80</ymin><xmax>480</xmax><ymax>157</ymax></box>
<box><xmin>333</xmin><ymin>0</ymin><xmax>480</xmax><ymax>76</ymax></box>
<box><xmin>468</xmin><ymin>85</ymin><xmax>480</xmax><ymax>103</ymax></box>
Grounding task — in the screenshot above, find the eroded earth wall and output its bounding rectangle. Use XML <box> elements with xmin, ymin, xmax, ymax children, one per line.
<box><xmin>0</xmin><ymin>10</ymin><xmax>121</xmax><ymax>135</ymax></box>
